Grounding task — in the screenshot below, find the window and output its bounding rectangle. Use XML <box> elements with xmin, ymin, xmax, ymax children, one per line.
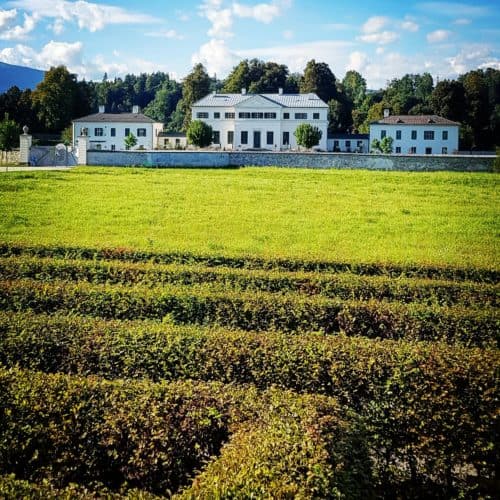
<box><xmin>196</xmin><ymin>112</ymin><xmax>209</xmax><ymax>119</ymax></box>
<box><xmin>95</xmin><ymin>144</ymin><xmax>102</xmax><ymax>150</ymax></box>
<box><xmin>425</xmin><ymin>147</ymin><xmax>432</xmax><ymax>154</ymax></box>
<box><xmin>395</xmin><ymin>146</ymin><xmax>401</xmax><ymax>153</ymax></box>
<box><xmin>213</xmin><ymin>131</ymin><xmax>220</xmax><ymax>144</ymax></box>
<box><xmin>283</xmin><ymin>131</ymin><xmax>290</xmax><ymax>145</ymax></box>
<box><xmin>137</xmin><ymin>128</ymin><xmax>146</xmax><ymax>137</ymax></box>
<box><xmin>264</xmin><ymin>112</ymin><xmax>276</xmax><ymax>119</ymax></box>
<box><xmin>357</xmin><ymin>140</ymin><xmax>363</xmax><ymax>148</ymax></box>
<box><xmin>313</xmin><ymin>113</ymin><xmax>320</xmax><ymax>119</ymax></box>
<box><xmin>227</xmin><ymin>131</ymin><xmax>234</xmax><ymax>144</ymax></box>
<box><xmin>251</xmin><ymin>112</ymin><xmax>264</xmax><ymax>119</ymax></box>
<box><xmin>164</xmin><ymin>138</ymin><xmax>170</xmax><ymax>146</ymax></box>
<box><xmin>442</xmin><ymin>147</ymin><xmax>448</xmax><ymax>154</ymax></box>
<box><xmin>333</xmin><ymin>140</ymin><xmax>339</xmax><ymax>151</ymax></box>
<box><xmin>424</xmin><ymin>130</ymin><xmax>434</xmax><ymax>140</ymax></box>
<box><xmin>396</xmin><ymin>130</ymin><xmax>401</xmax><ymax>140</ymax></box>
<box><xmin>175</xmin><ymin>138</ymin><xmax>180</xmax><ymax>145</ymax></box>
<box><xmin>238</xmin><ymin>112</ymin><xmax>251</xmax><ymax>119</ymax></box>
<box><xmin>410</xmin><ymin>146</ymin><xmax>416</xmax><ymax>154</ymax></box>
<box><xmin>295</xmin><ymin>113</ymin><xmax>307</xmax><ymax>119</ymax></box>
<box><xmin>267</xmin><ymin>131</ymin><xmax>274</xmax><ymax>145</ymax></box>
<box><xmin>345</xmin><ymin>140</ymin><xmax>351</xmax><ymax>148</ymax></box>
<box><xmin>241</xmin><ymin>131</ymin><xmax>248</xmax><ymax>144</ymax></box>
<box><xmin>94</xmin><ymin>128</ymin><xmax>103</xmax><ymax>136</ymax></box>
<box><xmin>283</xmin><ymin>113</ymin><xmax>290</xmax><ymax>119</ymax></box>
<box><xmin>225</xmin><ymin>112</ymin><xmax>235</xmax><ymax>119</ymax></box>
<box><xmin>411</xmin><ymin>130</ymin><xmax>417</xmax><ymax>140</ymax></box>
<box><xmin>381</xmin><ymin>130</ymin><xmax>386</xmax><ymax>139</ymax></box>
<box><xmin>125</xmin><ymin>128</ymin><xmax>130</xmax><ymax>136</ymax></box>
<box><xmin>214</xmin><ymin>112</ymin><xmax>220</xmax><ymax>119</ymax></box>
<box><xmin>442</xmin><ymin>130</ymin><xmax>448</xmax><ymax>140</ymax></box>
<box><xmin>110</xmin><ymin>128</ymin><xmax>116</xmax><ymax>137</ymax></box>
<box><xmin>111</xmin><ymin>144</ymin><xmax>116</xmax><ymax>151</ymax></box>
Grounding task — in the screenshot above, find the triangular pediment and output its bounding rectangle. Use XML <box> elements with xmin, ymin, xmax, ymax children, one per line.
<box><xmin>235</xmin><ymin>94</ymin><xmax>282</xmax><ymax>108</ymax></box>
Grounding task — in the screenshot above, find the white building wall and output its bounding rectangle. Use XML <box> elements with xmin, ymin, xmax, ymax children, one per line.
<box><xmin>370</xmin><ymin>124</ymin><xmax>459</xmax><ymax>154</ymax></box>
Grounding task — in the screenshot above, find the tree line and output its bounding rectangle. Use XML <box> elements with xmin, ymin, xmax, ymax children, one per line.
<box><xmin>0</xmin><ymin>60</ymin><xmax>498</xmax><ymax>150</ymax></box>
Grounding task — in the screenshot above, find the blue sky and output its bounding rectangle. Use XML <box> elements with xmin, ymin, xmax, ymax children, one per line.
<box><xmin>0</xmin><ymin>0</ymin><xmax>498</xmax><ymax>88</ymax></box>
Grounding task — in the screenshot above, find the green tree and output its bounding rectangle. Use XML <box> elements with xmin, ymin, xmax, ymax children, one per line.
<box><xmin>61</xmin><ymin>125</ymin><xmax>73</xmax><ymax>146</ymax></box>
<box><xmin>328</xmin><ymin>97</ymin><xmax>353</xmax><ymax>133</ymax></box>
<box><xmin>144</xmin><ymin>79</ymin><xmax>182</xmax><ymax>123</ymax></box>
<box><xmin>299</xmin><ymin>60</ymin><xmax>337</xmax><ymax>103</ymax></box>
<box><xmin>370</xmin><ymin>138</ymin><xmax>381</xmax><ymax>153</ymax></box>
<box><xmin>31</xmin><ymin>66</ymin><xmax>79</xmax><ymax>132</ymax></box>
<box><xmin>430</xmin><ymin>80</ymin><xmax>466</xmax><ymax>123</ymax></box>
<box><xmin>181</xmin><ymin>64</ymin><xmax>211</xmax><ymax>130</ymax></box>
<box><xmin>294</xmin><ymin>123</ymin><xmax>322</xmax><ymax>149</ymax></box>
<box><xmin>124</xmin><ymin>133</ymin><xmax>137</xmax><ymax>150</ymax></box>
<box><xmin>380</xmin><ymin>136</ymin><xmax>394</xmax><ymax>153</ymax></box>
<box><xmin>0</xmin><ymin>114</ymin><xmax>19</xmax><ymax>151</ymax></box>
<box><xmin>342</xmin><ymin>70</ymin><xmax>367</xmax><ymax>107</ymax></box>
<box><xmin>186</xmin><ymin>120</ymin><xmax>213</xmax><ymax>148</ymax></box>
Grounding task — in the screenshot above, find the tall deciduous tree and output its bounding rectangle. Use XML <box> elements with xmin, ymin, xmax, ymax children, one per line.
<box><xmin>144</xmin><ymin>79</ymin><xmax>182</xmax><ymax>124</ymax></box>
<box><xmin>342</xmin><ymin>70</ymin><xmax>367</xmax><ymax>108</ymax></box>
<box><xmin>430</xmin><ymin>80</ymin><xmax>466</xmax><ymax>123</ymax></box>
<box><xmin>294</xmin><ymin>123</ymin><xmax>322</xmax><ymax>149</ymax></box>
<box><xmin>0</xmin><ymin>114</ymin><xmax>19</xmax><ymax>151</ymax></box>
<box><xmin>299</xmin><ymin>60</ymin><xmax>337</xmax><ymax>103</ymax></box>
<box><xmin>181</xmin><ymin>64</ymin><xmax>211</xmax><ymax>130</ymax></box>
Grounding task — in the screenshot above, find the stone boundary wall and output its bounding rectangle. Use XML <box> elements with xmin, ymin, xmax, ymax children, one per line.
<box><xmin>0</xmin><ymin>149</ymin><xmax>20</xmax><ymax>165</ymax></box>
<box><xmin>87</xmin><ymin>150</ymin><xmax>495</xmax><ymax>172</ymax></box>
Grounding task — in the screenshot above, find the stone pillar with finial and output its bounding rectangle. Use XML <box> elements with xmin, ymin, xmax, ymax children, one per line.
<box><xmin>19</xmin><ymin>125</ymin><xmax>32</xmax><ymax>164</ymax></box>
<box><xmin>77</xmin><ymin>128</ymin><xmax>89</xmax><ymax>165</ymax></box>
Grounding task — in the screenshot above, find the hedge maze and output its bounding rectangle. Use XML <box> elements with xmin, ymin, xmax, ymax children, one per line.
<box><xmin>0</xmin><ymin>244</ymin><xmax>498</xmax><ymax>498</ymax></box>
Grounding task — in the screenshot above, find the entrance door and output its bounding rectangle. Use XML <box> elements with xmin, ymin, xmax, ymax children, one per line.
<box><xmin>253</xmin><ymin>131</ymin><xmax>261</xmax><ymax>148</ymax></box>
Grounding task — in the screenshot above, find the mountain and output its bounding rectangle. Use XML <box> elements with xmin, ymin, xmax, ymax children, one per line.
<box><xmin>0</xmin><ymin>62</ymin><xmax>45</xmax><ymax>93</ymax></box>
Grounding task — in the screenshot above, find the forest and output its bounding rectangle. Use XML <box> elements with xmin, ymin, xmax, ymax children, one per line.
<box><xmin>0</xmin><ymin>59</ymin><xmax>498</xmax><ymax>150</ymax></box>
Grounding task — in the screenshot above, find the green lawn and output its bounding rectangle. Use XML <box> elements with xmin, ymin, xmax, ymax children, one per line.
<box><xmin>0</xmin><ymin>167</ymin><xmax>498</xmax><ymax>269</ymax></box>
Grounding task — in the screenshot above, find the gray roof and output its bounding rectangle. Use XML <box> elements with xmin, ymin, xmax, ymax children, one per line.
<box><xmin>73</xmin><ymin>112</ymin><xmax>158</xmax><ymax>123</ymax></box>
<box><xmin>193</xmin><ymin>92</ymin><xmax>328</xmax><ymax>108</ymax></box>
<box><xmin>328</xmin><ymin>133</ymin><xmax>369</xmax><ymax>140</ymax></box>
<box><xmin>372</xmin><ymin>115</ymin><xmax>460</xmax><ymax>126</ymax></box>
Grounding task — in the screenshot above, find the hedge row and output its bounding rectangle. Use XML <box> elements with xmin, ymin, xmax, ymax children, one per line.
<box><xmin>0</xmin><ymin>367</ymin><xmax>367</xmax><ymax>499</ymax></box>
<box><xmin>0</xmin><ymin>278</ymin><xmax>497</xmax><ymax>343</ymax></box>
<box><xmin>1</xmin><ymin>255</ymin><xmax>497</xmax><ymax>307</ymax></box>
<box><xmin>0</xmin><ymin>242</ymin><xmax>497</xmax><ymax>282</ymax></box>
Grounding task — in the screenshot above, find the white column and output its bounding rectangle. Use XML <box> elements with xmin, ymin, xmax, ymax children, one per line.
<box><xmin>19</xmin><ymin>127</ymin><xmax>32</xmax><ymax>164</ymax></box>
<box><xmin>77</xmin><ymin>135</ymin><xmax>89</xmax><ymax>165</ymax></box>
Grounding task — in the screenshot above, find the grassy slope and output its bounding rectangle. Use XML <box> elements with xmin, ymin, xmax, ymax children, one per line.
<box><xmin>0</xmin><ymin>167</ymin><xmax>498</xmax><ymax>268</ymax></box>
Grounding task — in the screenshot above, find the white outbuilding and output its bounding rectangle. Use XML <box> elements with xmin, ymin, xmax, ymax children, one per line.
<box><xmin>369</xmin><ymin>113</ymin><xmax>460</xmax><ymax>155</ymax></box>
<box><xmin>191</xmin><ymin>89</ymin><xmax>329</xmax><ymax>151</ymax></box>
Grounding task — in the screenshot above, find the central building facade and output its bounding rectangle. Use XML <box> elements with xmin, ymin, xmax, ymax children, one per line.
<box><xmin>191</xmin><ymin>89</ymin><xmax>328</xmax><ymax>151</ymax></box>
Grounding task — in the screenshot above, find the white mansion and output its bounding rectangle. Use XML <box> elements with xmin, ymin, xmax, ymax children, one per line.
<box><xmin>191</xmin><ymin>89</ymin><xmax>329</xmax><ymax>150</ymax></box>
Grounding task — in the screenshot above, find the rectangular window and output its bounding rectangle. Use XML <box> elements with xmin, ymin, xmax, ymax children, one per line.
<box><xmin>227</xmin><ymin>131</ymin><xmax>234</xmax><ymax>144</ymax></box>
<box><xmin>295</xmin><ymin>113</ymin><xmax>307</xmax><ymax>119</ymax></box>
<box><xmin>381</xmin><ymin>130</ymin><xmax>386</xmax><ymax>139</ymax></box>
<box><xmin>125</xmin><ymin>128</ymin><xmax>130</xmax><ymax>136</ymax></box>
<box><xmin>283</xmin><ymin>131</ymin><xmax>289</xmax><ymax>145</ymax></box>
<box><xmin>238</xmin><ymin>112</ymin><xmax>251</xmax><ymax>119</ymax></box>
<box><xmin>251</xmin><ymin>112</ymin><xmax>264</xmax><ymax>119</ymax></box>
<box><xmin>395</xmin><ymin>146</ymin><xmax>401</xmax><ymax>153</ymax></box>
<box><xmin>442</xmin><ymin>130</ymin><xmax>448</xmax><ymax>140</ymax></box>
<box><xmin>94</xmin><ymin>127</ymin><xmax>103</xmax><ymax>136</ymax></box>
<box><xmin>175</xmin><ymin>138</ymin><xmax>180</xmax><ymax>145</ymax></box>
<box><xmin>357</xmin><ymin>140</ymin><xmax>363</xmax><ymax>148</ymax></box>
<box><xmin>410</xmin><ymin>146</ymin><xmax>416</xmax><ymax>154</ymax></box>
<box><xmin>137</xmin><ymin>128</ymin><xmax>146</xmax><ymax>137</ymax></box>
<box><xmin>425</xmin><ymin>147</ymin><xmax>432</xmax><ymax>154</ymax></box>
<box><xmin>267</xmin><ymin>131</ymin><xmax>274</xmax><ymax>145</ymax></box>
<box><xmin>164</xmin><ymin>138</ymin><xmax>170</xmax><ymax>146</ymax></box>
<box><xmin>333</xmin><ymin>140</ymin><xmax>339</xmax><ymax>151</ymax></box>
<box><xmin>225</xmin><ymin>112</ymin><xmax>235</xmax><ymax>119</ymax></box>
<box><xmin>313</xmin><ymin>112</ymin><xmax>320</xmax><ymax>119</ymax></box>
<box><xmin>196</xmin><ymin>112</ymin><xmax>209</xmax><ymax>119</ymax></box>
<box><xmin>241</xmin><ymin>131</ymin><xmax>248</xmax><ymax>144</ymax></box>
<box><xmin>283</xmin><ymin>113</ymin><xmax>290</xmax><ymax>119</ymax></box>
<box><xmin>442</xmin><ymin>147</ymin><xmax>448</xmax><ymax>154</ymax></box>
<box><xmin>212</xmin><ymin>131</ymin><xmax>220</xmax><ymax>144</ymax></box>
<box><xmin>396</xmin><ymin>130</ymin><xmax>401</xmax><ymax>140</ymax></box>
<box><xmin>111</xmin><ymin>144</ymin><xmax>116</xmax><ymax>151</ymax></box>
<box><xmin>411</xmin><ymin>130</ymin><xmax>417</xmax><ymax>140</ymax></box>
<box><xmin>214</xmin><ymin>112</ymin><xmax>220</xmax><ymax>119</ymax></box>
<box><xmin>110</xmin><ymin>128</ymin><xmax>116</xmax><ymax>137</ymax></box>
<box><xmin>264</xmin><ymin>112</ymin><xmax>276</xmax><ymax>119</ymax></box>
<box><xmin>424</xmin><ymin>130</ymin><xmax>435</xmax><ymax>140</ymax></box>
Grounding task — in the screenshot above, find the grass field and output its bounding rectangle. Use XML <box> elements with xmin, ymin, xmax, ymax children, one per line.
<box><xmin>0</xmin><ymin>166</ymin><xmax>498</xmax><ymax>268</ymax></box>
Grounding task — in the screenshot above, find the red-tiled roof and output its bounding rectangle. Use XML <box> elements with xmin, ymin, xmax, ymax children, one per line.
<box><xmin>372</xmin><ymin>115</ymin><xmax>460</xmax><ymax>126</ymax></box>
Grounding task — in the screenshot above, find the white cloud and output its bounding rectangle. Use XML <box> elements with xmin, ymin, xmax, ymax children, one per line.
<box><xmin>232</xmin><ymin>0</ymin><xmax>291</xmax><ymax>24</ymax></box>
<box><xmin>376</xmin><ymin>47</ymin><xmax>385</xmax><ymax>55</ymax></box>
<box><xmin>176</xmin><ymin>10</ymin><xmax>190</xmax><ymax>22</ymax></box>
<box><xmin>0</xmin><ymin>8</ymin><xmax>17</xmax><ymax>29</ymax></box>
<box><xmin>427</xmin><ymin>29</ymin><xmax>452</xmax><ymax>43</ymax></box>
<box><xmin>0</xmin><ymin>12</ymin><xmax>37</xmax><ymax>40</ymax></box>
<box><xmin>199</xmin><ymin>0</ymin><xmax>234</xmax><ymax>38</ymax></box>
<box><xmin>146</xmin><ymin>29</ymin><xmax>184</xmax><ymax>40</ymax></box>
<box><xmin>362</xmin><ymin>16</ymin><xmax>390</xmax><ymax>34</ymax></box>
<box><xmin>346</xmin><ymin>51</ymin><xmax>368</xmax><ymax>73</ymax></box>
<box><xmin>9</xmin><ymin>0</ymin><xmax>158</xmax><ymax>32</ymax></box>
<box><xmin>446</xmin><ymin>44</ymin><xmax>499</xmax><ymax>74</ymax></box>
<box><xmin>191</xmin><ymin>38</ymin><xmax>240</xmax><ymax>76</ymax></box>
<box><xmin>453</xmin><ymin>18</ymin><xmax>471</xmax><ymax>25</ymax></box>
<box><xmin>359</xmin><ymin>31</ymin><xmax>399</xmax><ymax>44</ymax></box>
<box><xmin>401</xmin><ymin>20</ymin><xmax>419</xmax><ymax>32</ymax></box>
<box><xmin>49</xmin><ymin>18</ymin><xmax>65</xmax><ymax>35</ymax></box>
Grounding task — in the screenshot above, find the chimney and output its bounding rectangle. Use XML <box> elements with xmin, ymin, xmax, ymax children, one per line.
<box><xmin>132</xmin><ymin>105</ymin><xmax>140</xmax><ymax>114</ymax></box>
<box><xmin>278</xmin><ymin>87</ymin><xmax>283</xmax><ymax>95</ymax></box>
<box><xmin>241</xmin><ymin>88</ymin><xmax>246</xmax><ymax>95</ymax></box>
<box><xmin>383</xmin><ymin>108</ymin><xmax>390</xmax><ymax>118</ymax></box>
<box><xmin>98</xmin><ymin>105</ymin><xmax>105</xmax><ymax>113</ymax></box>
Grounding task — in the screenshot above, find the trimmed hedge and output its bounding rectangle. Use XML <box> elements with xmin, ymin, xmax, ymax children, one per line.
<box><xmin>0</xmin><ymin>255</ymin><xmax>497</xmax><ymax>307</ymax></box>
<box><xmin>0</xmin><ymin>242</ymin><xmax>497</xmax><ymax>282</ymax></box>
<box><xmin>0</xmin><ymin>367</ymin><xmax>368</xmax><ymax>498</ymax></box>
<box><xmin>0</xmin><ymin>278</ymin><xmax>497</xmax><ymax>342</ymax></box>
